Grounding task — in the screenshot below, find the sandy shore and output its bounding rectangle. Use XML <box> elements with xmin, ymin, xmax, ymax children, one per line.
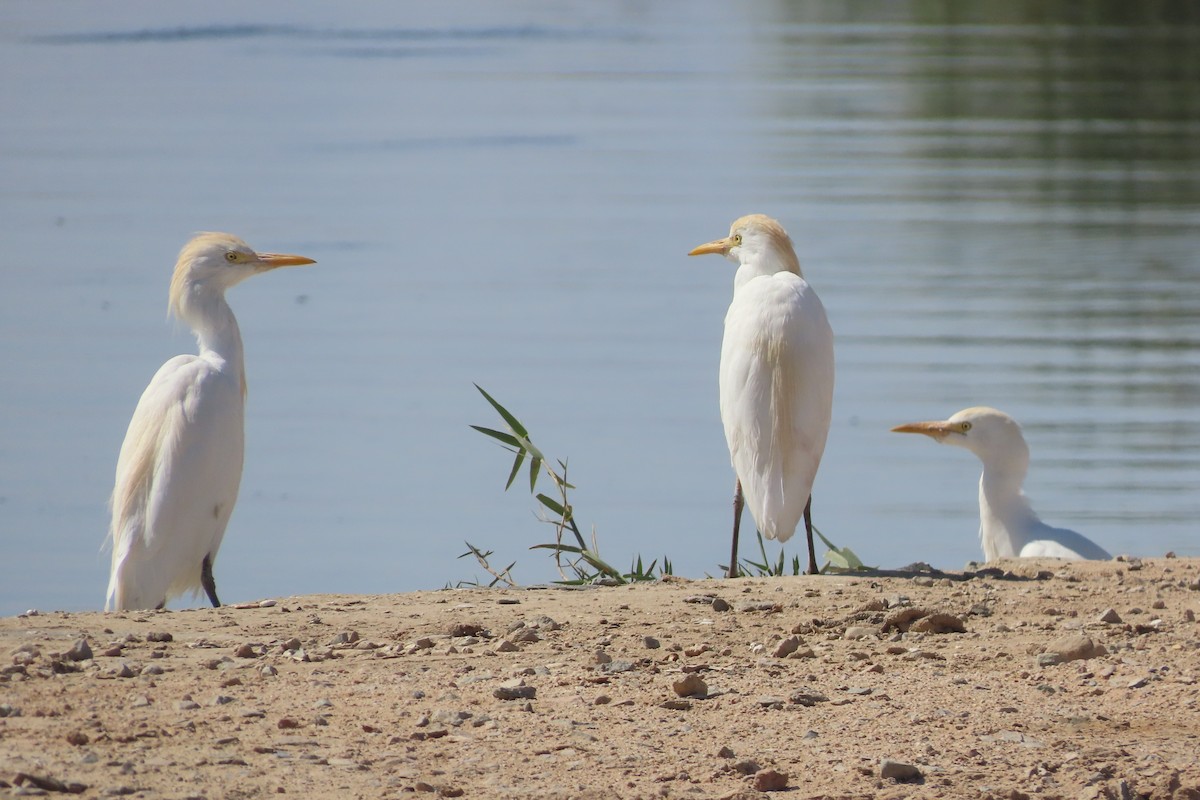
<box><xmin>2</xmin><ymin>558</ymin><xmax>1199</xmax><ymax>799</ymax></box>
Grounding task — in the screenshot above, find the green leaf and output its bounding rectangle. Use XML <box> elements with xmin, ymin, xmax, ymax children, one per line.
<box><xmin>529</xmin><ymin>456</ymin><xmax>542</xmax><ymax>494</ymax></box>
<box><xmin>531</xmin><ymin>543</ymin><xmax>584</xmax><ymax>555</ymax></box>
<box><xmin>578</xmin><ymin>549</ymin><xmax>624</xmax><ymax>583</ymax></box>
<box><xmin>474</xmin><ymin>384</ymin><xmax>529</xmax><ymax>437</ymax></box>
<box><xmin>505</xmin><ymin>450</ymin><xmax>526</xmax><ymax>491</ymax></box>
<box><xmin>535</xmin><ymin>493</ymin><xmax>567</xmax><ymax>517</ymax></box>
<box><xmin>470</xmin><ymin>425</ymin><xmax>522</xmax><ymax>449</ymax></box>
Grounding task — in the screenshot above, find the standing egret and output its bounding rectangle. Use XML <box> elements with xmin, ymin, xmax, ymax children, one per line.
<box><xmin>689</xmin><ymin>214</ymin><xmax>835</xmax><ymax>577</ymax></box>
<box><xmin>892</xmin><ymin>407</ymin><xmax>1112</xmax><ymax>561</ymax></box>
<box><xmin>105</xmin><ymin>233</ymin><xmax>315</xmax><ymax>611</ymax></box>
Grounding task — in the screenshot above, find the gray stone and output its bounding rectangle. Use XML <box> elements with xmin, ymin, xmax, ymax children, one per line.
<box><xmin>65</xmin><ymin>639</ymin><xmax>93</xmax><ymax>662</ymax></box>
<box><xmin>1099</xmin><ymin>608</ymin><xmax>1123</xmax><ymax>624</ymax></box>
<box><xmin>1040</xmin><ymin>635</ymin><xmax>1106</xmax><ymax>665</ymax></box>
<box><xmin>493</xmin><ymin>680</ymin><xmax>536</xmax><ymax>700</ymax></box>
<box><xmin>789</xmin><ymin>690</ymin><xmax>829</xmax><ymax>706</ymax></box>
<box><xmin>431</xmin><ymin>709</ymin><xmax>472</xmax><ymax>727</ymax></box>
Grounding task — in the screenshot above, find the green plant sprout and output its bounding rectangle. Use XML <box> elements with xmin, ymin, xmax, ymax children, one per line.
<box><xmin>467</xmin><ymin>384</ymin><xmax>671</xmax><ymax>586</ymax></box>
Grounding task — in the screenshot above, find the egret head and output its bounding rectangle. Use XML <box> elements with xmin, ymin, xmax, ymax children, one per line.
<box><xmin>892</xmin><ymin>406</ymin><xmax>1030</xmax><ymax>464</ymax></box>
<box><xmin>169</xmin><ymin>232</ymin><xmax>315</xmax><ymax>318</ymax></box>
<box><xmin>688</xmin><ymin>214</ymin><xmax>801</xmax><ymax>275</ymax></box>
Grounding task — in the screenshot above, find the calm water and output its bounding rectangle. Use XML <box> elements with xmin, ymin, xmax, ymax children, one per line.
<box><xmin>2</xmin><ymin>2</ymin><xmax>1198</xmax><ymax>616</ymax></box>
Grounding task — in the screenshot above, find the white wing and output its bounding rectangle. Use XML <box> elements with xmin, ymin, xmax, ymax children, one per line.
<box><xmin>106</xmin><ymin>354</ymin><xmax>245</xmax><ymax>610</ymax></box>
<box><xmin>719</xmin><ymin>273</ymin><xmax>834</xmax><ymax>542</ymax></box>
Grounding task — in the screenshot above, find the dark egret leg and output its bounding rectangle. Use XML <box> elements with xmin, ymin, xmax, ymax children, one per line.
<box><xmin>803</xmin><ymin>496</ymin><xmax>819</xmax><ymax>575</ymax></box>
<box><xmin>727</xmin><ymin>478</ymin><xmax>744</xmax><ymax>578</ymax></box>
<box><xmin>201</xmin><ymin>554</ymin><xmax>221</xmax><ymax>608</ymax></box>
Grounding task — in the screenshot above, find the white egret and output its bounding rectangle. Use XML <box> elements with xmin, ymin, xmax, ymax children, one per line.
<box><xmin>689</xmin><ymin>214</ymin><xmax>835</xmax><ymax>577</ymax></box>
<box><xmin>105</xmin><ymin>233</ymin><xmax>315</xmax><ymax>611</ymax></box>
<box><xmin>892</xmin><ymin>407</ymin><xmax>1112</xmax><ymax>561</ymax></box>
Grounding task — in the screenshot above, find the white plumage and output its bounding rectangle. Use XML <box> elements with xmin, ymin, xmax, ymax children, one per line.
<box><xmin>690</xmin><ymin>214</ymin><xmax>835</xmax><ymax>576</ymax></box>
<box><xmin>106</xmin><ymin>233</ymin><xmax>314</xmax><ymax>611</ymax></box>
<box><xmin>892</xmin><ymin>406</ymin><xmax>1112</xmax><ymax>562</ymax></box>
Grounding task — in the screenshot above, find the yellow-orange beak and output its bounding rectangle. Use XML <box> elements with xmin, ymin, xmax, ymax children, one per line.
<box><xmin>257</xmin><ymin>252</ymin><xmax>316</xmax><ymax>270</ymax></box>
<box><xmin>891</xmin><ymin>420</ymin><xmax>955</xmax><ymax>441</ymax></box>
<box><xmin>688</xmin><ymin>236</ymin><xmax>735</xmax><ymax>257</ymax></box>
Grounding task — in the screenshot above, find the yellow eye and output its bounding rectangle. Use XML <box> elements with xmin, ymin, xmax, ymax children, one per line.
<box><xmin>733</xmin><ymin>234</ymin><xmax>742</xmax><ymax>245</ymax></box>
<box><xmin>224</xmin><ymin>251</ymin><xmax>239</xmax><ymax>263</ymax></box>
<box><xmin>961</xmin><ymin>421</ymin><xmax>972</xmax><ymax>432</ymax></box>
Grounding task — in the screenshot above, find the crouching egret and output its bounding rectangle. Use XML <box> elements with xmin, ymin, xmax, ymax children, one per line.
<box><xmin>105</xmin><ymin>233</ymin><xmax>315</xmax><ymax>611</ymax></box>
<box><xmin>689</xmin><ymin>214</ymin><xmax>835</xmax><ymax>577</ymax></box>
<box><xmin>892</xmin><ymin>407</ymin><xmax>1112</xmax><ymax>561</ymax></box>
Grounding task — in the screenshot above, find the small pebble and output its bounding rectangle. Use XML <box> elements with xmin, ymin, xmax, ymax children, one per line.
<box><xmin>910</xmin><ymin>613</ymin><xmax>965</xmax><ymax>634</ymax></box>
<box><xmin>753</xmin><ymin>768</ymin><xmax>788</xmax><ymax>792</ymax></box>
<box><xmin>772</xmin><ymin>636</ymin><xmax>802</xmax><ymax>658</ymax></box>
<box><xmin>1040</xmin><ymin>635</ymin><xmax>1106</xmax><ymax>665</ymax></box>
<box><xmin>671</xmin><ymin>674</ymin><xmax>707</xmax><ymax>698</ymax></box>
<box><xmin>449</xmin><ymin>623</ymin><xmax>484</xmax><ymax>638</ymax></box>
<box><xmin>880</xmin><ymin>759</ymin><xmax>922</xmax><ymax>781</ymax></box>
<box><xmin>65</xmin><ymin>639</ymin><xmax>93</xmax><ymax>662</ymax></box>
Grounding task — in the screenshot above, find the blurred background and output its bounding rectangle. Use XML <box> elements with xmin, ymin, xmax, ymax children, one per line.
<box><xmin>2</xmin><ymin>1</ymin><xmax>1198</xmax><ymax>615</ymax></box>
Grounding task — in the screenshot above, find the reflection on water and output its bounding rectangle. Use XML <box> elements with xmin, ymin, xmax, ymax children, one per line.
<box><xmin>0</xmin><ymin>1</ymin><xmax>1196</xmax><ymax>616</ymax></box>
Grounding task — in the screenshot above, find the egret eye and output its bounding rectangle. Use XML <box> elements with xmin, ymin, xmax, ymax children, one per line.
<box><xmin>224</xmin><ymin>252</ymin><xmax>239</xmax><ymax>263</ymax></box>
<box><xmin>961</xmin><ymin>421</ymin><xmax>972</xmax><ymax>432</ymax></box>
<box><xmin>733</xmin><ymin>234</ymin><xmax>743</xmax><ymax>245</ymax></box>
